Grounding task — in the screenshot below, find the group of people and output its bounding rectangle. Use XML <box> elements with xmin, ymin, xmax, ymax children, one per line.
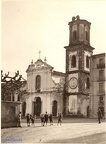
<box><xmin>26</xmin><ymin>113</ymin><xmax>36</xmax><ymax>127</ymax></box>
<box><xmin>26</xmin><ymin>112</ymin><xmax>62</xmax><ymax>127</ymax></box>
<box><xmin>40</xmin><ymin>112</ymin><xmax>62</xmax><ymax>126</ymax></box>
<box><xmin>16</xmin><ymin>111</ymin><xmax>62</xmax><ymax>127</ymax></box>
<box><xmin>16</xmin><ymin>108</ymin><xmax>103</xmax><ymax>128</ymax></box>
<box><xmin>17</xmin><ymin>112</ymin><xmax>36</xmax><ymax>127</ymax></box>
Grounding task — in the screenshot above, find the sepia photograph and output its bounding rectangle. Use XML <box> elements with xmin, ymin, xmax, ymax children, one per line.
<box><xmin>1</xmin><ymin>0</ymin><xmax>106</xmax><ymax>143</ymax></box>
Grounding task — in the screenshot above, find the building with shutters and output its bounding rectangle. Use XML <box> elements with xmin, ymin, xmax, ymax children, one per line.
<box><xmin>90</xmin><ymin>53</ymin><xmax>106</xmax><ymax>118</ymax></box>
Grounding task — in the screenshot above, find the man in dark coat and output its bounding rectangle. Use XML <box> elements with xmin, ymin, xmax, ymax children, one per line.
<box><xmin>40</xmin><ymin>114</ymin><xmax>44</xmax><ymax>126</ymax></box>
<box><xmin>26</xmin><ymin>113</ymin><xmax>30</xmax><ymax>127</ymax></box>
<box><xmin>44</xmin><ymin>112</ymin><xmax>48</xmax><ymax>126</ymax></box>
<box><xmin>97</xmin><ymin>108</ymin><xmax>102</xmax><ymax>124</ymax></box>
<box><xmin>49</xmin><ymin>114</ymin><xmax>53</xmax><ymax>126</ymax></box>
<box><xmin>17</xmin><ymin>112</ymin><xmax>22</xmax><ymax>127</ymax></box>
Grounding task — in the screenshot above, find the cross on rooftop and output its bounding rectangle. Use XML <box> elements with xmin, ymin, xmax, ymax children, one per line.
<box><xmin>38</xmin><ymin>50</ymin><xmax>41</xmax><ymax>59</ymax></box>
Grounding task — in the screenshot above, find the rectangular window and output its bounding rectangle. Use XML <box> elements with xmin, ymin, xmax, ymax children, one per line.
<box><xmin>99</xmin><ymin>96</ymin><xmax>103</xmax><ymax>103</ymax></box>
<box><xmin>99</xmin><ymin>58</ymin><xmax>103</xmax><ymax>64</ymax></box>
<box><xmin>99</xmin><ymin>83</ymin><xmax>104</xmax><ymax>92</ymax></box>
<box><xmin>99</xmin><ymin>70</ymin><xmax>104</xmax><ymax>80</ymax></box>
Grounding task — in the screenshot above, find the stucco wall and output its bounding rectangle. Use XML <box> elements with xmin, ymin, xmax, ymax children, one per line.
<box><xmin>1</xmin><ymin>101</ymin><xmax>21</xmax><ymax>128</ymax></box>
<box><xmin>26</xmin><ymin>91</ymin><xmax>63</xmax><ymax>116</ymax></box>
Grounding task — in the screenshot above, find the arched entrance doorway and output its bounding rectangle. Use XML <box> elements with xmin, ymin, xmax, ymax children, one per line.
<box><xmin>52</xmin><ymin>100</ymin><xmax>57</xmax><ymax>116</ymax></box>
<box><xmin>22</xmin><ymin>102</ymin><xmax>26</xmax><ymax>116</ymax></box>
<box><xmin>34</xmin><ymin>97</ymin><xmax>41</xmax><ymax>116</ymax></box>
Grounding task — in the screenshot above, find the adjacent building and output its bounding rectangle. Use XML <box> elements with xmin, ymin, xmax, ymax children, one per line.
<box><xmin>90</xmin><ymin>53</ymin><xmax>106</xmax><ymax>118</ymax></box>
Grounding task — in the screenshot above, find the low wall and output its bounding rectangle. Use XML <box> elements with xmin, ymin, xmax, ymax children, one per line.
<box><xmin>1</xmin><ymin>101</ymin><xmax>21</xmax><ymax>128</ymax></box>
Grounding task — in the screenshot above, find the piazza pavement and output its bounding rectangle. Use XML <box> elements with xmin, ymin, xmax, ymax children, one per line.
<box><xmin>1</xmin><ymin>118</ymin><xmax>106</xmax><ymax>143</ymax></box>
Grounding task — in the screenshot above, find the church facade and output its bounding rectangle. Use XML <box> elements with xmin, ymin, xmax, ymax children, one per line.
<box><xmin>25</xmin><ymin>59</ymin><xmax>65</xmax><ymax>116</ymax></box>
<box><xmin>21</xmin><ymin>16</ymin><xmax>105</xmax><ymax>118</ymax></box>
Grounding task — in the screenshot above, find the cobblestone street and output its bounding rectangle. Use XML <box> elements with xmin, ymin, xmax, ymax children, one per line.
<box><xmin>1</xmin><ymin>118</ymin><xmax>106</xmax><ymax>143</ymax></box>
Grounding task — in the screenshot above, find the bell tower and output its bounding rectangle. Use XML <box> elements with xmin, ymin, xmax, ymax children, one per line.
<box><xmin>69</xmin><ymin>15</ymin><xmax>90</xmax><ymax>46</ymax></box>
<box><xmin>64</xmin><ymin>15</ymin><xmax>95</xmax><ymax>117</ymax></box>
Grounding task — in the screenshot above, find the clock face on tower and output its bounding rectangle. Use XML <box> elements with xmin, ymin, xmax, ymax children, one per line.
<box><xmin>69</xmin><ymin>77</ymin><xmax>78</xmax><ymax>89</ymax></box>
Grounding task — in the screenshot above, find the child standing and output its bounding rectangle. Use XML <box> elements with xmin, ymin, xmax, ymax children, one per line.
<box><xmin>57</xmin><ymin>113</ymin><xmax>62</xmax><ymax>125</ymax></box>
<box><xmin>49</xmin><ymin>114</ymin><xmax>53</xmax><ymax>126</ymax></box>
<box><xmin>30</xmin><ymin>115</ymin><xmax>35</xmax><ymax>127</ymax></box>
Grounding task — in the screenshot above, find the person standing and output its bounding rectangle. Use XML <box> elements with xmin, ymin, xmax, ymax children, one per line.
<box><xmin>40</xmin><ymin>114</ymin><xmax>44</xmax><ymax>126</ymax></box>
<box><xmin>57</xmin><ymin>113</ymin><xmax>62</xmax><ymax>125</ymax></box>
<box><xmin>34</xmin><ymin>115</ymin><xmax>36</xmax><ymax>126</ymax></box>
<box><xmin>49</xmin><ymin>114</ymin><xmax>53</xmax><ymax>126</ymax></box>
<box><xmin>17</xmin><ymin>112</ymin><xmax>22</xmax><ymax>127</ymax></box>
<box><xmin>44</xmin><ymin>112</ymin><xmax>48</xmax><ymax>126</ymax></box>
<box><xmin>30</xmin><ymin>115</ymin><xmax>35</xmax><ymax>127</ymax></box>
<box><xmin>34</xmin><ymin>115</ymin><xmax>36</xmax><ymax>121</ymax></box>
<box><xmin>97</xmin><ymin>108</ymin><xmax>102</xmax><ymax>124</ymax></box>
<box><xmin>26</xmin><ymin>113</ymin><xmax>30</xmax><ymax>127</ymax></box>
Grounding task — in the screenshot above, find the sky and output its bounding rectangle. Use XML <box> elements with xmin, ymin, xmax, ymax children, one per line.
<box><xmin>2</xmin><ymin>0</ymin><xmax>106</xmax><ymax>79</ymax></box>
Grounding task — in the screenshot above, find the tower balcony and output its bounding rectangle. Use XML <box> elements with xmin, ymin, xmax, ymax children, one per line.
<box><xmin>97</xmin><ymin>63</ymin><xmax>105</xmax><ymax>69</ymax></box>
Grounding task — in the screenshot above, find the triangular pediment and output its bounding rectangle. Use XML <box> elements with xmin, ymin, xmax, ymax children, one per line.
<box><xmin>35</xmin><ymin>59</ymin><xmax>53</xmax><ymax>70</ymax></box>
<box><xmin>26</xmin><ymin>59</ymin><xmax>54</xmax><ymax>72</ymax></box>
